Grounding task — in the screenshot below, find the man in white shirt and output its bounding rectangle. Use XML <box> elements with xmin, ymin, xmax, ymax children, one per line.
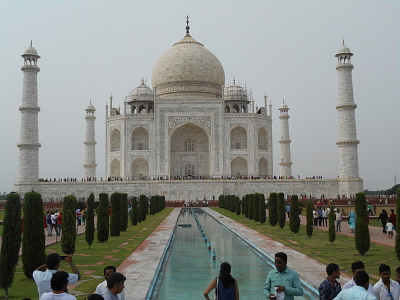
<box><xmin>334</xmin><ymin>271</ymin><xmax>377</xmax><ymax>300</ymax></box>
<box><xmin>33</xmin><ymin>253</ymin><xmax>81</xmax><ymax>298</ymax></box>
<box><xmin>373</xmin><ymin>264</ymin><xmax>400</xmax><ymax>300</ymax></box>
<box><xmin>343</xmin><ymin>261</ymin><xmax>374</xmax><ymax>295</ymax></box>
<box><xmin>95</xmin><ymin>266</ymin><xmax>126</xmax><ymax>300</ymax></box>
<box><xmin>40</xmin><ymin>271</ymin><xmax>77</xmax><ymax>300</ymax></box>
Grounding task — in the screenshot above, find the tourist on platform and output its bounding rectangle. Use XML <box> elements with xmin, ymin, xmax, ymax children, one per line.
<box><xmin>33</xmin><ymin>253</ymin><xmax>81</xmax><ymax>298</ymax></box>
<box><xmin>373</xmin><ymin>264</ymin><xmax>399</xmax><ymax>300</ymax></box>
<box><xmin>348</xmin><ymin>210</ymin><xmax>356</xmax><ymax>233</ymax></box>
<box><xmin>333</xmin><ymin>271</ymin><xmax>376</xmax><ymax>300</ymax></box>
<box><xmin>343</xmin><ymin>261</ymin><xmax>374</xmax><ymax>295</ymax></box>
<box><xmin>389</xmin><ymin>209</ymin><xmax>396</xmax><ymax>231</ymax></box>
<box><xmin>103</xmin><ymin>272</ymin><xmax>126</xmax><ymax>300</ymax></box>
<box><xmin>40</xmin><ymin>271</ymin><xmax>77</xmax><ymax>300</ymax></box>
<box><xmin>378</xmin><ymin>210</ymin><xmax>389</xmax><ymax>234</ymax></box>
<box><xmin>204</xmin><ymin>262</ymin><xmax>239</xmax><ymax>300</ymax></box>
<box><xmin>264</xmin><ymin>252</ymin><xmax>303</xmax><ymax>299</ymax></box>
<box><xmin>318</xmin><ymin>263</ymin><xmax>341</xmax><ymax>300</ymax></box>
<box><xmin>95</xmin><ymin>266</ymin><xmax>126</xmax><ymax>300</ymax></box>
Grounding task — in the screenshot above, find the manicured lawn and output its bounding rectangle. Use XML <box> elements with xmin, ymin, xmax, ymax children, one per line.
<box><xmin>0</xmin><ymin>208</ymin><xmax>173</xmax><ymax>300</ymax></box>
<box><xmin>212</xmin><ymin>208</ymin><xmax>399</xmax><ymax>284</ymax></box>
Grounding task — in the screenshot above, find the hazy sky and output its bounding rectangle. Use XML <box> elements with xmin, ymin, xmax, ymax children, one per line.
<box><xmin>0</xmin><ymin>0</ymin><xmax>398</xmax><ymax>193</ymax></box>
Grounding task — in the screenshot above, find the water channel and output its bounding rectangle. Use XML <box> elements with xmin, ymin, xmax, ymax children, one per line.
<box><xmin>148</xmin><ymin>208</ymin><xmax>316</xmax><ymax>299</ymax></box>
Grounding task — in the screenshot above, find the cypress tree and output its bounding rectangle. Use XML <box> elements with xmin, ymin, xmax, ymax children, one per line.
<box><xmin>219</xmin><ymin>195</ymin><xmax>224</xmax><ymax>208</ymax></box>
<box><xmin>120</xmin><ymin>193</ymin><xmax>128</xmax><ymax>231</ymax></box>
<box><xmin>224</xmin><ymin>195</ymin><xmax>229</xmax><ymax>210</ymax></box>
<box><xmin>248</xmin><ymin>194</ymin><xmax>254</xmax><ymax>220</ymax></box>
<box><xmin>289</xmin><ymin>195</ymin><xmax>300</xmax><ymax>233</ymax></box>
<box><xmin>0</xmin><ymin>193</ymin><xmax>22</xmax><ymax>298</ymax></box>
<box><xmin>355</xmin><ymin>192</ymin><xmax>370</xmax><ymax>255</ymax></box>
<box><xmin>139</xmin><ymin>195</ymin><xmax>147</xmax><ymax>221</ymax></box>
<box><xmin>242</xmin><ymin>195</ymin><xmax>246</xmax><ymax>215</ymax></box>
<box><xmin>230</xmin><ymin>195</ymin><xmax>235</xmax><ymax>213</ymax></box>
<box><xmin>131</xmin><ymin>196</ymin><xmax>139</xmax><ymax>225</ymax></box>
<box><xmin>395</xmin><ymin>187</ymin><xmax>400</xmax><ymax>260</ymax></box>
<box><xmin>306</xmin><ymin>201</ymin><xmax>313</xmax><ymax>237</ymax></box>
<box><xmin>259</xmin><ymin>193</ymin><xmax>266</xmax><ymax>224</ymax></box>
<box><xmin>85</xmin><ymin>193</ymin><xmax>95</xmax><ymax>249</ymax></box>
<box><xmin>328</xmin><ymin>205</ymin><xmax>336</xmax><ymax>245</ymax></box>
<box><xmin>277</xmin><ymin>193</ymin><xmax>286</xmax><ymax>229</ymax></box>
<box><xmin>22</xmin><ymin>192</ymin><xmax>45</xmax><ymax>279</ymax></box>
<box><xmin>61</xmin><ymin>195</ymin><xmax>77</xmax><ymax>255</ymax></box>
<box><xmin>253</xmin><ymin>194</ymin><xmax>260</xmax><ymax>221</ymax></box>
<box><xmin>97</xmin><ymin>193</ymin><xmax>109</xmax><ymax>242</ymax></box>
<box><xmin>269</xmin><ymin>193</ymin><xmax>278</xmax><ymax>226</ymax></box>
<box><xmin>137</xmin><ymin>199</ymin><xmax>142</xmax><ymax>223</ymax></box>
<box><xmin>110</xmin><ymin>192</ymin><xmax>122</xmax><ymax>236</ymax></box>
<box><xmin>235</xmin><ymin>196</ymin><xmax>241</xmax><ymax>215</ymax></box>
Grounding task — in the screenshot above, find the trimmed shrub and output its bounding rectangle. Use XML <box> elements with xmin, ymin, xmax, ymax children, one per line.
<box><xmin>219</xmin><ymin>195</ymin><xmax>224</xmax><ymax>208</ymax></box>
<box><xmin>268</xmin><ymin>193</ymin><xmax>278</xmax><ymax>226</ymax></box>
<box><xmin>120</xmin><ymin>193</ymin><xmax>128</xmax><ymax>231</ymax></box>
<box><xmin>0</xmin><ymin>193</ymin><xmax>22</xmax><ymax>298</ymax></box>
<box><xmin>85</xmin><ymin>193</ymin><xmax>95</xmax><ymax>249</ymax></box>
<box><xmin>97</xmin><ymin>193</ymin><xmax>109</xmax><ymax>242</ymax></box>
<box><xmin>110</xmin><ymin>192</ymin><xmax>122</xmax><ymax>236</ymax></box>
<box><xmin>61</xmin><ymin>195</ymin><xmax>78</xmax><ymax>255</ymax></box>
<box><xmin>355</xmin><ymin>192</ymin><xmax>370</xmax><ymax>255</ymax></box>
<box><xmin>277</xmin><ymin>193</ymin><xmax>285</xmax><ymax>229</ymax></box>
<box><xmin>259</xmin><ymin>194</ymin><xmax>266</xmax><ymax>223</ymax></box>
<box><xmin>131</xmin><ymin>197</ymin><xmax>139</xmax><ymax>225</ymax></box>
<box><xmin>289</xmin><ymin>195</ymin><xmax>300</xmax><ymax>233</ymax></box>
<box><xmin>235</xmin><ymin>196</ymin><xmax>241</xmax><ymax>215</ymax></box>
<box><xmin>22</xmin><ymin>192</ymin><xmax>46</xmax><ymax>279</ymax></box>
<box><xmin>139</xmin><ymin>195</ymin><xmax>147</xmax><ymax>221</ymax></box>
<box><xmin>241</xmin><ymin>196</ymin><xmax>246</xmax><ymax>216</ymax></box>
<box><xmin>248</xmin><ymin>194</ymin><xmax>254</xmax><ymax>220</ymax></box>
<box><xmin>306</xmin><ymin>201</ymin><xmax>313</xmax><ymax>237</ymax></box>
<box><xmin>329</xmin><ymin>206</ymin><xmax>336</xmax><ymax>245</ymax></box>
<box><xmin>253</xmin><ymin>194</ymin><xmax>260</xmax><ymax>222</ymax></box>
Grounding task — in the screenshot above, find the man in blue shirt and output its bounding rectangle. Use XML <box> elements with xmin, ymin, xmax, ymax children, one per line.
<box><xmin>264</xmin><ymin>252</ymin><xmax>303</xmax><ymax>299</ymax></box>
<box><xmin>319</xmin><ymin>263</ymin><xmax>342</xmax><ymax>300</ymax></box>
<box><xmin>333</xmin><ymin>271</ymin><xmax>377</xmax><ymax>300</ymax></box>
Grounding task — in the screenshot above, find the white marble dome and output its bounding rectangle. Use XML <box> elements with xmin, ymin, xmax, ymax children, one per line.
<box><xmin>23</xmin><ymin>45</ymin><xmax>39</xmax><ymax>56</ymax></box>
<box><xmin>224</xmin><ymin>84</ymin><xmax>247</xmax><ymax>101</ymax></box>
<box><xmin>130</xmin><ymin>80</ymin><xmax>154</xmax><ymax>101</ymax></box>
<box><xmin>152</xmin><ymin>34</ymin><xmax>225</xmax><ymax>99</ymax></box>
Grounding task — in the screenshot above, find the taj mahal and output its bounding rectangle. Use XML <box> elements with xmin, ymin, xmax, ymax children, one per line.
<box><xmin>14</xmin><ymin>20</ymin><xmax>363</xmax><ymax>201</ymax></box>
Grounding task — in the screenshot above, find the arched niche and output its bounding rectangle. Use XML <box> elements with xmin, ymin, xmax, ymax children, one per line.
<box><xmin>258</xmin><ymin>127</ymin><xmax>268</xmax><ymax>150</ymax></box>
<box><xmin>110</xmin><ymin>129</ymin><xmax>121</xmax><ymax>152</ymax></box>
<box><xmin>132</xmin><ymin>127</ymin><xmax>149</xmax><ymax>150</ymax></box>
<box><xmin>259</xmin><ymin>157</ymin><xmax>268</xmax><ymax>176</ymax></box>
<box><xmin>230</xmin><ymin>126</ymin><xmax>247</xmax><ymax>150</ymax></box>
<box><xmin>110</xmin><ymin>158</ymin><xmax>121</xmax><ymax>177</ymax></box>
<box><xmin>231</xmin><ymin>156</ymin><xmax>248</xmax><ymax>177</ymax></box>
<box><xmin>131</xmin><ymin>158</ymin><xmax>149</xmax><ymax>180</ymax></box>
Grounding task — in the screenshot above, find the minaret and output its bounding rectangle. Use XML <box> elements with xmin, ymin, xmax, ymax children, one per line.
<box><xmin>278</xmin><ymin>101</ymin><xmax>292</xmax><ymax>178</ymax></box>
<box><xmin>18</xmin><ymin>42</ymin><xmax>41</xmax><ymax>182</ymax></box>
<box><xmin>335</xmin><ymin>41</ymin><xmax>359</xmax><ymax>180</ymax></box>
<box><xmin>83</xmin><ymin>102</ymin><xmax>97</xmax><ymax>179</ymax></box>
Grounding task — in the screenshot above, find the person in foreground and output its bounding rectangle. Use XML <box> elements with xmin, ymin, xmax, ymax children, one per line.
<box><xmin>103</xmin><ymin>272</ymin><xmax>126</xmax><ymax>300</ymax></box>
<box><xmin>33</xmin><ymin>253</ymin><xmax>81</xmax><ymax>298</ymax></box>
<box><xmin>373</xmin><ymin>264</ymin><xmax>400</xmax><ymax>300</ymax></box>
<box><xmin>40</xmin><ymin>271</ymin><xmax>77</xmax><ymax>300</ymax></box>
<box><xmin>264</xmin><ymin>252</ymin><xmax>303</xmax><ymax>299</ymax></box>
<box><xmin>204</xmin><ymin>262</ymin><xmax>239</xmax><ymax>300</ymax></box>
<box><xmin>333</xmin><ymin>271</ymin><xmax>376</xmax><ymax>300</ymax></box>
<box><xmin>318</xmin><ymin>263</ymin><xmax>341</xmax><ymax>300</ymax></box>
<box><xmin>342</xmin><ymin>261</ymin><xmax>374</xmax><ymax>295</ymax></box>
<box><xmin>95</xmin><ymin>266</ymin><xmax>126</xmax><ymax>300</ymax></box>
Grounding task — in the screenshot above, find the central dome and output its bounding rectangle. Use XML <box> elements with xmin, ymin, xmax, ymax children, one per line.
<box><xmin>152</xmin><ymin>34</ymin><xmax>225</xmax><ymax>99</ymax></box>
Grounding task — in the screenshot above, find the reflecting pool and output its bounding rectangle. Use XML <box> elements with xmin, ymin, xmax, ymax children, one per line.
<box><xmin>149</xmin><ymin>208</ymin><xmax>315</xmax><ymax>299</ymax></box>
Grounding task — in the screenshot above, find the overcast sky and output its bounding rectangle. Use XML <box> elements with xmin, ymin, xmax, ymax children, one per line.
<box><xmin>0</xmin><ymin>0</ymin><xmax>398</xmax><ymax>193</ymax></box>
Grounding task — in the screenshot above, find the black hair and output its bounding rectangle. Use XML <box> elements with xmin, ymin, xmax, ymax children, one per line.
<box><xmin>275</xmin><ymin>252</ymin><xmax>288</xmax><ymax>263</ymax></box>
<box><xmin>218</xmin><ymin>262</ymin><xmax>235</xmax><ymax>289</ymax></box>
<box><xmin>354</xmin><ymin>271</ymin><xmax>369</xmax><ymax>287</ymax></box>
<box><xmin>379</xmin><ymin>264</ymin><xmax>391</xmax><ymax>273</ymax></box>
<box><xmin>50</xmin><ymin>271</ymin><xmax>69</xmax><ymax>291</ymax></box>
<box><xmin>107</xmin><ymin>272</ymin><xmax>126</xmax><ymax>289</ymax></box>
<box><xmin>87</xmin><ymin>294</ymin><xmax>104</xmax><ymax>300</ymax></box>
<box><xmin>351</xmin><ymin>261</ymin><xmax>365</xmax><ymax>271</ymax></box>
<box><xmin>46</xmin><ymin>253</ymin><xmax>61</xmax><ymax>270</ymax></box>
<box><xmin>326</xmin><ymin>263</ymin><xmax>339</xmax><ymax>275</ymax></box>
<box><xmin>103</xmin><ymin>265</ymin><xmax>116</xmax><ymax>274</ymax></box>
<box><xmin>396</xmin><ymin>267</ymin><xmax>400</xmax><ymax>274</ymax></box>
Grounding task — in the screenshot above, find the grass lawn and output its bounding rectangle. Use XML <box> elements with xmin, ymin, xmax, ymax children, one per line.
<box><xmin>0</xmin><ymin>208</ymin><xmax>173</xmax><ymax>300</ymax></box>
<box><xmin>212</xmin><ymin>207</ymin><xmax>399</xmax><ymax>285</ymax></box>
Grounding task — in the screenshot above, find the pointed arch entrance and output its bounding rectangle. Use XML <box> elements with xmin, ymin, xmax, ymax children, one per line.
<box><xmin>170</xmin><ymin>123</ymin><xmax>209</xmax><ymax>177</ymax></box>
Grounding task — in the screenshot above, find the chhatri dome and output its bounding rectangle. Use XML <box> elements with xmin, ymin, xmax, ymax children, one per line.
<box><xmin>152</xmin><ymin>17</ymin><xmax>225</xmax><ymax>99</ymax></box>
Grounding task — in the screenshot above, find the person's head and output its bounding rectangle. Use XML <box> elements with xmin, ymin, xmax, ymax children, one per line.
<box><xmin>87</xmin><ymin>294</ymin><xmax>104</xmax><ymax>300</ymax></box>
<box><xmin>354</xmin><ymin>271</ymin><xmax>370</xmax><ymax>290</ymax></box>
<box><xmin>46</xmin><ymin>253</ymin><xmax>61</xmax><ymax>270</ymax></box>
<box><xmin>103</xmin><ymin>265</ymin><xmax>117</xmax><ymax>280</ymax></box>
<box><xmin>326</xmin><ymin>263</ymin><xmax>340</xmax><ymax>278</ymax></box>
<box><xmin>107</xmin><ymin>272</ymin><xmax>126</xmax><ymax>295</ymax></box>
<box><xmin>379</xmin><ymin>264</ymin><xmax>391</xmax><ymax>284</ymax></box>
<box><xmin>50</xmin><ymin>271</ymin><xmax>69</xmax><ymax>292</ymax></box>
<box><xmin>219</xmin><ymin>262</ymin><xmax>231</xmax><ymax>276</ymax></box>
<box><xmin>391</xmin><ymin>209</ymin><xmax>395</xmax><ymax>213</ymax></box>
<box><xmin>275</xmin><ymin>252</ymin><xmax>288</xmax><ymax>273</ymax></box>
<box><xmin>351</xmin><ymin>261</ymin><xmax>365</xmax><ymax>277</ymax></box>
